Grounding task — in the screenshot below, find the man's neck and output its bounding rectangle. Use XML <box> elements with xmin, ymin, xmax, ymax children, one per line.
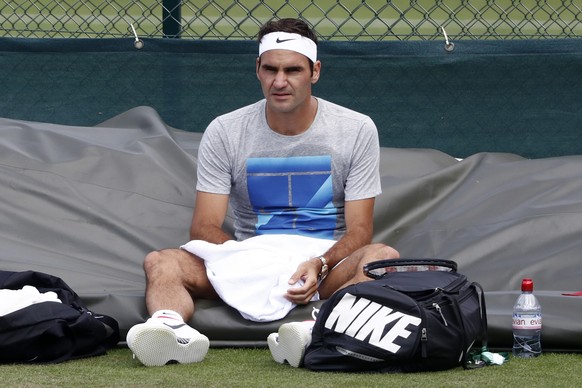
<box><xmin>266</xmin><ymin>97</ymin><xmax>318</xmax><ymax>136</ymax></box>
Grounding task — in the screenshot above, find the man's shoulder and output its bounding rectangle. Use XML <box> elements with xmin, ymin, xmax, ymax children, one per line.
<box><xmin>317</xmin><ymin>98</ymin><xmax>372</xmax><ymax>122</ymax></box>
<box><xmin>215</xmin><ymin>100</ymin><xmax>265</xmax><ymax>122</ymax></box>
<box><xmin>203</xmin><ymin>100</ymin><xmax>265</xmax><ymax>143</ymax></box>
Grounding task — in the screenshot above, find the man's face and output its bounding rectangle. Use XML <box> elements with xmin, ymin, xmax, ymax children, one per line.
<box><xmin>256</xmin><ymin>49</ymin><xmax>321</xmax><ymax>115</ymax></box>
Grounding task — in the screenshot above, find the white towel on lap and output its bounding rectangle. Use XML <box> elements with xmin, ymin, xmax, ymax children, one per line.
<box><xmin>181</xmin><ymin>234</ymin><xmax>335</xmax><ymax>322</ymax></box>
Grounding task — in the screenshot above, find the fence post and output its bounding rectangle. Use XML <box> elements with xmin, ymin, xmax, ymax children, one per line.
<box><xmin>162</xmin><ymin>0</ymin><xmax>182</xmax><ymax>38</ymax></box>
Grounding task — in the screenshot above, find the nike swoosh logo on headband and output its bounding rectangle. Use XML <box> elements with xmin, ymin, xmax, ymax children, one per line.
<box><xmin>276</xmin><ymin>37</ymin><xmax>296</xmax><ymax>43</ymax></box>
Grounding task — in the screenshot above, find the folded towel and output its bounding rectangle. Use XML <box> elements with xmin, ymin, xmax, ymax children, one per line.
<box><xmin>181</xmin><ymin>234</ymin><xmax>335</xmax><ymax>322</ymax></box>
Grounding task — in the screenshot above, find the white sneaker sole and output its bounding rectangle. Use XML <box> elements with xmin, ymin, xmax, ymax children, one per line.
<box><xmin>127</xmin><ymin>323</ymin><xmax>209</xmax><ymax>366</ymax></box>
<box><xmin>267</xmin><ymin>322</ymin><xmax>312</xmax><ymax>368</ymax></box>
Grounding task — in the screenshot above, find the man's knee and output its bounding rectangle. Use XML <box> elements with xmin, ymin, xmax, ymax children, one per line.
<box><xmin>361</xmin><ymin>243</ymin><xmax>400</xmax><ymax>260</ymax></box>
<box><xmin>144</xmin><ymin>250</ymin><xmax>162</xmax><ymax>274</ymax></box>
<box><xmin>143</xmin><ymin>249</ymin><xmax>184</xmax><ymax>276</ymax></box>
<box><xmin>373</xmin><ymin>243</ymin><xmax>400</xmax><ymax>259</ymax></box>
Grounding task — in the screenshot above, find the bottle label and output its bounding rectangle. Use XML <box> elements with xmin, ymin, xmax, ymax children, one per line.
<box><xmin>512</xmin><ymin>313</ymin><xmax>542</xmax><ymax>330</ymax></box>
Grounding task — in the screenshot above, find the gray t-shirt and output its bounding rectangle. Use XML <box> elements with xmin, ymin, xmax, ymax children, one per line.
<box><xmin>197</xmin><ymin>97</ymin><xmax>381</xmax><ymax>241</ymax></box>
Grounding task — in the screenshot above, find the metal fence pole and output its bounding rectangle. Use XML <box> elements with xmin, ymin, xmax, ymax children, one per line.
<box><xmin>162</xmin><ymin>0</ymin><xmax>182</xmax><ymax>38</ymax></box>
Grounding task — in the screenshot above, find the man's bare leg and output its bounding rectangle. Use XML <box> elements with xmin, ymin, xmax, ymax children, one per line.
<box><xmin>126</xmin><ymin>248</ymin><xmax>217</xmax><ymax>366</ymax></box>
<box><xmin>143</xmin><ymin>248</ymin><xmax>219</xmax><ymax>321</ymax></box>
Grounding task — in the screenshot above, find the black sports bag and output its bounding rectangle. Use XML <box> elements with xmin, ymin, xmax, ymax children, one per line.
<box><xmin>304</xmin><ymin>258</ymin><xmax>487</xmax><ymax>373</ymax></box>
<box><xmin>0</xmin><ymin>270</ymin><xmax>120</xmax><ymax>364</ymax></box>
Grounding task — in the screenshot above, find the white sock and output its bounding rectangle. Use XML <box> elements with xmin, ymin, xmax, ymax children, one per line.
<box><xmin>151</xmin><ymin>309</ymin><xmax>184</xmax><ymax>322</ymax></box>
<box><xmin>149</xmin><ymin>309</ymin><xmax>207</xmax><ymax>342</ymax></box>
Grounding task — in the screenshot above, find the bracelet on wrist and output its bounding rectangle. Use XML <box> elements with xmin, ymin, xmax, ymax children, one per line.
<box><xmin>316</xmin><ymin>256</ymin><xmax>329</xmax><ymax>280</ymax></box>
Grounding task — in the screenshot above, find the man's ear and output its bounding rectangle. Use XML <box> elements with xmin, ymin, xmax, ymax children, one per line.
<box><xmin>256</xmin><ymin>57</ymin><xmax>261</xmax><ymax>80</ymax></box>
<box><xmin>311</xmin><ymin>60</ymin><xmax>322</xmax><ymax>84</ymax></box>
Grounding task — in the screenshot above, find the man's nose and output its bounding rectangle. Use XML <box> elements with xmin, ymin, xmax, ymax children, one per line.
<box><xmin>273</xmin><ymin>71</ymin><xmax>287</xmax><ymax>88</ymax></box>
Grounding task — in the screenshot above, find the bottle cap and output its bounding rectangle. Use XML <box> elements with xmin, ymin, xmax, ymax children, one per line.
<box><xmin>521</xmin><ymin>278</ymin><xmax>534</xmax><ymax>292</ymax></box>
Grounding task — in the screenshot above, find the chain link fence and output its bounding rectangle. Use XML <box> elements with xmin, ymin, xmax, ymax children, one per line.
<box><xmin>1</xmin><ymin>0</ymin><xmax>581</xmax><ymax>40</ymax></box>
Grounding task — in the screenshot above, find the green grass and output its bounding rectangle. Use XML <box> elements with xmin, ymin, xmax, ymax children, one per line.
<box><xmin>1</xmin><ymin>347</ymin><xmax>581</xmax><ymax>387</ymax></box>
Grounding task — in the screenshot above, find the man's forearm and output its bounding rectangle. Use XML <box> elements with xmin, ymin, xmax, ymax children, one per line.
<box><xmin>320</xmin><ymin>227</ymin><xmax>373</xmax><ymax>268</ymax></box>
<box><xmin>189</xmin><ymin>224</ymin><xmax>233</xmax><ymax>244</ymax></box>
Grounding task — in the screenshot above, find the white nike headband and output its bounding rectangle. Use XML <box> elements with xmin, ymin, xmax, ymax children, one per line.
<box><xmin>259</xmin><ymin>32</ymin><xmax>317</xmax><ymax>63</ymax></box>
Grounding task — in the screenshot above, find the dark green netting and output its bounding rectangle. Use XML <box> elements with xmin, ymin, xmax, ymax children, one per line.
<box><xmin>1</xmin><ymin>37</ymin><xmax>581</xmax><ymax>158</ymax></box>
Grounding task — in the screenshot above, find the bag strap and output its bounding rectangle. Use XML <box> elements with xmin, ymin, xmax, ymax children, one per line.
<box><xmin>363</xmin><ymin>258</ymin><xmax>457</xmax><ymax>280</ymax></box>
<box><xmin>459</xmin><ymin>281</ymin><xmax>489</xmax><ymax>369</ymax></box>
<box><xmin>466</xmin><ymin>285</ymin><xmax>509</xmax><ymax>367</ymax></box>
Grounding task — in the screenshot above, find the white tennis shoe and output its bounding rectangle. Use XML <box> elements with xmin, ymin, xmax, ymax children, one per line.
<box><xmin>267</xmin><ymin>320</ymin><xmax>315</xmax><ymax>368</ymax></box>
<box><xmin>126</xmin><ymin>311</ymin><xmax>209</xmax><ymax>367</ymax></box>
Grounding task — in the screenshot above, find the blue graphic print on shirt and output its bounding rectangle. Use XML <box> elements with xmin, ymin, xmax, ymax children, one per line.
<box><xmin>247</xmin><ymin>156</ymin><xmax>336</xmax><ymax>239</ymax></box>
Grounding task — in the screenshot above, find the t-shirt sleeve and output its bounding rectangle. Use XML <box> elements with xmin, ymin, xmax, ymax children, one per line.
<box><xmin>344</xmin><ymin>116</ymin><xmax>382</xmax><ymax>201</ymax></box>
<box><xmin>196</xmin><ymin>119</ymin><xmax>232</xmax><ymax>195</ymax></box>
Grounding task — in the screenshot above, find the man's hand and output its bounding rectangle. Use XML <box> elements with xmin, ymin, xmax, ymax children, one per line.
<box><xmin>285</xmin><ymin>259</ymin><xmax>321</xmax><ymax>304</ymax></box>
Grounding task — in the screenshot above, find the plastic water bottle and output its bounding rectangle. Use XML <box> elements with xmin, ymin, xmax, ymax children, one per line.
<box><xmin>512</xmin><ymin>278</ymin><xmax>542</xmax><ymax>358</ymax></box>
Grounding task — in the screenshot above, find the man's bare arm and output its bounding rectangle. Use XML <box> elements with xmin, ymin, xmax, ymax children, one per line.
<box><xmin>320</xmin><ymin>197</ymin><xmax>375</xmax><ymax>267</ymax></box>
<box><xmin>189</xmin><ymin>191</ymin><xmax>232</xmax><ymax>243</ymax></box>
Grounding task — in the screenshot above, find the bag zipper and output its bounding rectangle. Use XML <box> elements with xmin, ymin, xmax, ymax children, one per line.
<box><xmin>432</xmin><ymin>303</ymin><xmax>448</xmax><ymax>326</ymax></box>
<box><xmin>420</xmin><ymin>328</ymin><xmax>428</xmax><ymax>358</ymax></box>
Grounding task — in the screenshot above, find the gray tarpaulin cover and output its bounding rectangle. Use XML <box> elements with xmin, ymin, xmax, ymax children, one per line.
<box><xmin>1</xmin><ymin>107</ymin><xmax>580</xmax><ymax>350</ymax></box>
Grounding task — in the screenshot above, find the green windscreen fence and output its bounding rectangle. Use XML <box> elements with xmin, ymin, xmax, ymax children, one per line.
<box><xmin>1</xmin><ymin>37</ymin><xmax>581</xmax><ymax>158</ymax></box>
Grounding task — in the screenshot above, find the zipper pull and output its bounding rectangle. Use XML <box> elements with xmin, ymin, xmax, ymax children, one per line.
<box><xmin>421</xmin><ymin>328</ymin><xmax>428</xmax><ymax>358</ymax></box>
<box><xmin>433</xmin><ymin>303</ymin><xmax>448</xmax><ymax>326</ymax></box>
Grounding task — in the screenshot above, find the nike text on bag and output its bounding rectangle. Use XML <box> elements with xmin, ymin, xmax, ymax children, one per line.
<box><xmin>304</xmin><ymin>258</ymin><xmax>487</xmax><ymax>372</ymax></box>
<box><xmin>0</xmin><ymin>270</ymin><xmax>120</xmax><ymax>364</ymax></box>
